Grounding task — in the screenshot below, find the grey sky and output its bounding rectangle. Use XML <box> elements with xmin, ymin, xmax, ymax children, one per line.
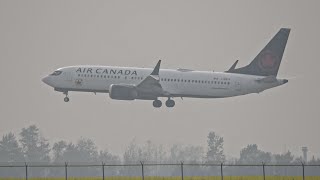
<box><xmin>0</xmin><ymin>0</ymin><xmax>319</xmax><ymax>159</ymax></box>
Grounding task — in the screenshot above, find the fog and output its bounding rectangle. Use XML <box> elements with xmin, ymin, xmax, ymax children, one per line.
<box><xmin>1</xmin><ymin>125</ymin><xmax>320</xmax><ymax>177</ymax></box>
<box><xmin>0</xmin><ymin>0</ymin><xmax>319</xmax><ymax>164</ymax></box>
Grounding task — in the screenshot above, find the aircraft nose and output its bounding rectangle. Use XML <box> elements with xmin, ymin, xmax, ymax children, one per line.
<box><xmin>283</xmin><ymin>79</ymin><xmax>288</xmax><ymax>84</ymax></box>
<box><xmin>42</xmin><ymin>76</ymin><xmax>51</xmax><ymax>86</ymax></box>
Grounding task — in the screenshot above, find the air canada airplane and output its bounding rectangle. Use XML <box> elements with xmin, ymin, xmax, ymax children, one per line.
<box><xmin>42</xmin><ymin>28</ymin><xmax>290</xmax><ymax>108</ymax></box>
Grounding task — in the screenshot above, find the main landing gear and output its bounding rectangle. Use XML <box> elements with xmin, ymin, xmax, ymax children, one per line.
<box><xmin>63</xmin><ymin>92</ymin><xmax>69</xmax><ymax>102</ymax></box>
<box><xmin>152</xmin><ymin>98</ymin><xmax>175</xmax><ymax>108</ymax></box>
<box><xmin>153</xmin><ymin>99</ymin><xmax>162</xmax><ymax>108</ymax></box>
<box><xmin>165</xmin><ymin>98</ymin><xmax>175</xmax><ymax>108</ymax></box>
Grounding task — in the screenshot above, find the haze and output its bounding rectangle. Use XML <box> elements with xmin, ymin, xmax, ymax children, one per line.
<box><xmin>0</xmin><ymin>0</ymin><xmax>319</xmax><ymax>159</ymax></box>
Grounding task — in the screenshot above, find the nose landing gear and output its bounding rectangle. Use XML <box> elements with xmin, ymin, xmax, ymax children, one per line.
<box><xmin>63</xmin><ymin>92</ymin><xmax>69</xmax><ymax>102</ymax></box>
<box><xmin>64</xmin><ymin>97</ymin><xmax>70</xmax><ymax>102</ymax></box>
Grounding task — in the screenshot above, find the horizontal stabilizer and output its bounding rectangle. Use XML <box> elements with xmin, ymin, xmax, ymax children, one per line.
<box><xmin>255</xmin><ymin>76</ymin><xmax>277</xmax><ymax>83</ymax></box>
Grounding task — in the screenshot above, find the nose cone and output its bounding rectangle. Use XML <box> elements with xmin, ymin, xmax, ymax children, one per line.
<box><xmin>283</xmin><ymin>79</ymin><xmax>289</xmax><ymax>84</ymax></box>
<box><xmin>42</xmin><ymin>76</ymin><xmax>52</xmax><ymax>86</ymax></box>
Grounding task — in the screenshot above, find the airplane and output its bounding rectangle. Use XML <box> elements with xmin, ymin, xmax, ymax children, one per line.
<box><xmin>42</xmin><ymin>28</ymin><xmax>290</xmax><ymax>108</ymax></box>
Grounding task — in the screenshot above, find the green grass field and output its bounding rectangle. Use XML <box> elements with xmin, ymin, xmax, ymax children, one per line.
<box><xmin>1</xmin><ymin>176</ymin><xmax>320</xmax><ymax>180</ymax></box>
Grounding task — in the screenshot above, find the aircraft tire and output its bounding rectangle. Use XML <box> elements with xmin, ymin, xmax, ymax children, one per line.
<box><xmin>165</xmin><ymin>99</ymin><xmax>175</xmax><ymax>108</ymax></box>
<box><xmin>153</xmin><ymin>100</ymin><xmax>162</xmax><ymax>108</ymax></box>
<box><xmin>64</xmin><ymin>97</ymin><xmax>70</xmax><ymax>102</ymax></box>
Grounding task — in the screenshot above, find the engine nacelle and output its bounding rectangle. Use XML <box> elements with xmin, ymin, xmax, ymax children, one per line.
<box><xmin>109</xmin><ymin>84</ymin><xmax>138</xmax><ymax>100</ymax></box>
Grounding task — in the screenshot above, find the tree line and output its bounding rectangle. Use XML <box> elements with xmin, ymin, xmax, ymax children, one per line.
<box><xmin>0</xmin><ymin>125</ymin><xmax>319</xmax><ymax>177</ymax></box>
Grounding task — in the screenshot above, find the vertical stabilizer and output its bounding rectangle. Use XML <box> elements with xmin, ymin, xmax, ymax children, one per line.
<box><xmin>229</xmin><ymin>28</ymin><xmax>290</xmax><ymax>76</ymax></box>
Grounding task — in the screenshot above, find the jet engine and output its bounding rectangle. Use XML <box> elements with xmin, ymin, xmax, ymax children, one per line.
<box><xmin>109</xmin><ymin>84</ymin><xmax>138</xmax><ymax>100</ymax></box>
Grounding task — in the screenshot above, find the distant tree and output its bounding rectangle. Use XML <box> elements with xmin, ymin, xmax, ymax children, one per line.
<box><xmin>309</xmin><ymin>156</ymin><xmax>320</xmax><ymax>165</ymax></box>
<box><xmin>168</xmin><ymin>144</ymin><xmax>205</xmax><ymax>176</ymax></box>
<box><xmin>0</xmin><ymin>132</ymin><xmax>24</xmax><ymax>162</ymax></box>
<box><xmin>141</xmin><ymin>140</ymin><xmax>167</xmax><ymax>163</ymax></box>
<box><xmin>49</xmin><ymin>141</ymin><xmax>68</xmax><ymax>177</ymax></box>
<box><xmin>238</xmin><ymin>144</ymin><xmax>271</xmax><ymax>164</ymax></box>
<box><xmin>60</xmin><ymin>142</ymin><xmax>78</xmax><ymax>162</ymax></box>
<box><xmin>122</xmin><ymin>140</ymin><xmax>168</xmax><ymax>176</ymax></box>
<box><xmin>169</xmin><ymin>144</ymin><xmax>181</xmax><ymax>162</ymax></box>
<box><xmin>234</xmin><ymin>144</ymin><xmax>271</xmax><ymax>176</ymax></box>
<box><xmin>271</xmin><ymin>151</ymin><xmax>294</xmax><ymax>175</ymax></box>
<box><xmin>0</xmin><ymin>132</ymin><xmax>25</xmax><ymax>177</ymax></box>
<box><xmin>206</xmin><ymin>131</ymin><xmax>225</xmax><ymax>163</ymax></box>
<box><xmin>292</xmin><ymin>156</ymin><xmax>305</xmax><ymax>165</ymax></box>
<box><xmin>307</xmin><ymin>156</ymin><xmax>320</xmax><ymax>176</ymax></box>
<box><xmin>19</xmin><ymin>125</ymin><xmax>51</xmax><ymax>177</ymax></box>
<box><xmin>122</xmin><ymin>140</ymin><xmax>143</xmax><ymax>176</ymax></box>
<box><xmin>76</xmin><ymin>138</ymin><xmax>98</xmax><ymax>162</ymax></box>
<box><xmin>99</xmin><ymin>150</ymin><xmax>121</xmax><ymax>176</ymax></box>
<box><xmin>169</xmin><ymin>144</ymin><xmax>204</xmax><ymax>163</ymax></box>
<box><xmin>56</xmin><ymin>138</ymin><xmax>99</xmax><ymax>177</ymax></box>
<box><xmin>123</xmin><ymin>140</ymin><xmax>142</xmax><ymax>163</ymax></box>
<box><xmin>99</xmin><ymin>150</ymin><xmax>120</xmax><ymax>163</ymax></box>
<box><xmin>273</xmin><ymin>151</ymin><xmax>294</xmax><ymax>164</ymax></box>
<box><xmin>19</xmin><ymin>125</ymin><xmax>51</xmax><ymax>162</ymax></box>
<box><xmin>59</xmin><ymin>138</ymin><xmax>98</xmax><ymax>163</ymax></box>
<box><xmin>52</xmin><ymin>140</ymin><xmax>68</xmax><ymax>162</ymax></box>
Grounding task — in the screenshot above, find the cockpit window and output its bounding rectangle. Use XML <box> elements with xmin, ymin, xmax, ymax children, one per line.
<box><xmin>50</xmin><ymin>71</ymin><xmax>62</xmax><ymax>76</ymax></box>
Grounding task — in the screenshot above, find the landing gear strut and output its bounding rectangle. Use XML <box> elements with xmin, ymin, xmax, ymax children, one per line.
<box><xmin>165</xmin><ymin>98</ymin><xmax>175</xmax><ymax>108</ymax></box>
<box><xmin>153</xmin><ymin>99</ymin><xmax>162</xmax><ymax>108</ymax></box>
<box><xmin>63</xmin><ymin>92</ymin><xmax>69</xmax><ymax>102</ymax></box>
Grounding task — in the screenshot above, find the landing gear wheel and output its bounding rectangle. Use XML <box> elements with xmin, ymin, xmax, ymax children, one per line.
<box><xmin>153</xmin><ymin>100</ymin><xmax>162</xmax><ymax>108</ymax></box>
<box><xmin>165</xmin><ymin>99</ymin><xmax>175</xmax><ymax>108</ymax></box>
<box><xmin>63</xmin><ymin>92</ymin><xmax>69</xmax><ymax>102</ymax></box>
<box><xmin>64</xmin><ymin>97</ymin><xmax>70</xmax><ymax>102</ymax></box>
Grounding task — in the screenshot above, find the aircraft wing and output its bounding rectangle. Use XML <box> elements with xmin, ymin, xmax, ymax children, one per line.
<box><xmin>136</xmin><ymin>60</ymin><xmax>169</xmax><ymax>98</ymax></box>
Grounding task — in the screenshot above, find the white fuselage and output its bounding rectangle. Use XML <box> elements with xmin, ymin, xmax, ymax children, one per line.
<box><xmin>42</xmin><ymin>66</ymin><xmax>287</xmax><ymax>99</ymax></box>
